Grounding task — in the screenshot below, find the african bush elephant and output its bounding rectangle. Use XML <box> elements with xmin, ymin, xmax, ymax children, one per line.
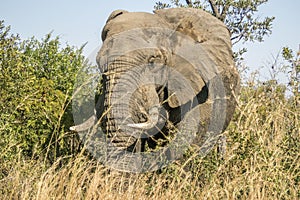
<box><xmin>71</xmin><ymin>8</ymin><xmax>240</xmax><ymax>158</ymax></box>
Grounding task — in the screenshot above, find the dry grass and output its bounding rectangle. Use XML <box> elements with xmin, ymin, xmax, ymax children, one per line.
<box><xmin>0</xmin><ymin>87</ymin><xmax>299</xmax><ymax>200</ymax></box>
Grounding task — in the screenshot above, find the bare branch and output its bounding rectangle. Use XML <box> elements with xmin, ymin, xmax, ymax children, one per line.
<box><xmin>220</xmin><ymin>3</ymin><xmax>229</xmax><ymax>22</ymax></box>
<box><xmin>185</xmin><ymin>0</ymin><xmax>192</xmax><ymax>6</ymax></box>
<box><xmin>230</xmin><ymin>8</ymin><xmax>252</xmax><ymax>44</ymax></box>
<box><xmin>231</xmin><ymin>34</ymin><xmax>244</xmax><ymax>45</ymax></box>
<box><xmin>208</xmin><ymin>0</ymin><xmax>221</xmax><ymax>19</ymax></box>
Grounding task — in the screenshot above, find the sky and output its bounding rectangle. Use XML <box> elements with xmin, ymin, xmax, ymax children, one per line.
<box><xmin>1</xmin><ymin>0</ymin><xmax>299</xmax><ymax>81</ymax></box>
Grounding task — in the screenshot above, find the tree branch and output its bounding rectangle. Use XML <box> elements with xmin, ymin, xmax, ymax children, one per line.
<box><xmin>208</xmin><ymin>0</ymin><xmax>221</xmax><ymax>19</ymax></box>
<box><xmin>220</xmin><ymin>3</ymin><xmax>230</xmax><ymax>22</ymax></box>
<box><xmin>231</xmin><ymin>34</ymin><xmax>244</xmax><ymax>45</ymax></box>
<box><xmin>185</xmin><ymin>0</ymin><xmax>192</xmax><ymax>6</ymax></box>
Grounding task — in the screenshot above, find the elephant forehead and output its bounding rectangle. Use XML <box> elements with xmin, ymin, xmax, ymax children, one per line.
<box><xmin>102</xmin><ymin>12</ymin><xmax>171</xmax><ymax>41</ymax></box>
<box><xmin>97</xmin><ymin>27</ymin><xmax>174</xmax><ymax>70</ymax></box>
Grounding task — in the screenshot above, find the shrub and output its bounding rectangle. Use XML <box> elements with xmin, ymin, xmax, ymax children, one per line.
<box><xmin>0</xmin><ymin>21</ymin><xmax>85</xmax><ymax>165</ymax></box>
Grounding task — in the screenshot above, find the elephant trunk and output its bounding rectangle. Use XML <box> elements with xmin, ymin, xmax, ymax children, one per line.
<box><xmin>102</xmin><ymin>55</ymin><xmax>162</xmax><ymax>149</ymax></box>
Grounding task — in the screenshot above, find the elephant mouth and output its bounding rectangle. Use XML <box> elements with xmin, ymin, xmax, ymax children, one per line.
<box><xmin>127</xmin><ymin>105</ymin><xmax>160</xmax><ymax>129</ymax></box>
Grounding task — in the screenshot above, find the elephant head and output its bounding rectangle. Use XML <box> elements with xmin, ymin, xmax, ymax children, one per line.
<box><xmin>71</xmin><ymin>8</ymin><xmax>240</xmax><ymax>158</ymax></box>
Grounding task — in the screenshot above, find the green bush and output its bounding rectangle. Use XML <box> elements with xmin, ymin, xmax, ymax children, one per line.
<box><xmin>0</xmin><ymin>21</ymin><xmax>85</xmax><ymax>164</ymax></box>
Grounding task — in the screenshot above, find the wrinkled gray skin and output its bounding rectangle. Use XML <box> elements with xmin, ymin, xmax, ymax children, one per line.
<box><xmin>71</xmin><ymin>8</ymin><xmax>240</xmax><ymax>153</ymax></box>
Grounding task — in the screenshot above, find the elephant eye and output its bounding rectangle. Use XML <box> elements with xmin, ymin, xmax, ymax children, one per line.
<box><xmin>148</xmin><ymin>54</ymin><xmax>163</xmax><ymax>64</ymax></box>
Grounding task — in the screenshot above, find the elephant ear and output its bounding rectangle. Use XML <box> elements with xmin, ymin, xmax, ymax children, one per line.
<box><xmin>167</xmin><ymin>55</ymin><xmax>206</xmax><ymax>108</ymax></box>
<box><xmin>155</xmin><ymin>8</ymin><xmax>240</xmax><ymax>131</ymax></box>
<box><xmin>154</xmin><ymin>8</ymin><xmax>235</xmax><ymax>71</ymax></box>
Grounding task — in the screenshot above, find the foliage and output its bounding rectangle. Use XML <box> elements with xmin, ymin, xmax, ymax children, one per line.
<box><xmin>155</xmin><ymin>0</ymin><xmax>275</xmax><ymax>46</ymax></box>
<box><xmin>282</xmin><ymin>46</ymin><xmax>300</xmax><ymax>97</ymax></box>
<box><xmin>0</xmin><ymin>21</ymin><xmax>85</xmax><ymax>165</ymax></box>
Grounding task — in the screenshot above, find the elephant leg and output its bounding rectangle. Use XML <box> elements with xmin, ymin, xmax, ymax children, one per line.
<box><xmin>217</xmin><ymin>134</ymin><xmax>226</xmax><ymax>156</ymax></box>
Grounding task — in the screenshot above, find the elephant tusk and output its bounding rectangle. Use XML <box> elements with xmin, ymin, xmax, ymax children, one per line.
<box><xmin>70</xmin><ymin>114</ymin><xmax>97</xmax><ymax>132</ymax></box>
<box><xmin>127</xmin><ymin>122</ymin><xmax>154</xmax><ymax>129</ymax></box>
<box><xmin>127</xmin><ymin>105</ymin><xmax>160</xmax><ymax>130</ymax></box>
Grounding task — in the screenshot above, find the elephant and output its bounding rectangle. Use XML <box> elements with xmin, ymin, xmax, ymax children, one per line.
<box><xmin>71</xmin><ymin>8</ymin><xmax>240</xmax><ymax>159</ymax></box>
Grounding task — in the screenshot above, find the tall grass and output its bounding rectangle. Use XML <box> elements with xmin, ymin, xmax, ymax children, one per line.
<box><xmin>1</xmin><ymin>81</ymin><xmax>299</xmax><ymax>200</ymax></box>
